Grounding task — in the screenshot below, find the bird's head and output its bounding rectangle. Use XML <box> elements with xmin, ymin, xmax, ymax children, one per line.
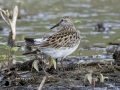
<box><xmin>51</xmin><ymin>16</ymin><xmax>74</xmax><ymax>29</ymax></box>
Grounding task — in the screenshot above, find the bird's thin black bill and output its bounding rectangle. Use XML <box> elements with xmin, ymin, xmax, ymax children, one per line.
<box><xmin>50</xmin><ymin>23</ymin><xmax>59</xmax><ymax>29</ymax></box>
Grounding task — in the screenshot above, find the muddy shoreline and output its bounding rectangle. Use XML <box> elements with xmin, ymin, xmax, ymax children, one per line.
<box><xmin>0</xmin><ymin>54</ymin><xmax>120</xmax><ymax>90</ymax></box>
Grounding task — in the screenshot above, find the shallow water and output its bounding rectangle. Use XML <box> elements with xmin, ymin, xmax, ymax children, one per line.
<box><xmin>0</xmin><ymin>0</ymin><xmax>120</xmax><ymax>60</ymax></box>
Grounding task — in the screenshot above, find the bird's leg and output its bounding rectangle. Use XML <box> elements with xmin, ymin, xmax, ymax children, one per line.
<box><xmin>60</xmin><ymin>58</ymin><xmax>65</xmax><ymax>71</ymax></box>
<box><xmin>55</xmin><ymin>58</ymin><xmax>58</xmax><ymax>69</ymax></box>
<box><xmin>55</xmin><ymin>58</ymin><xmax>60</xmax><ymax>72</ymax></box>
<box><xmin>46</xmin><ymin>58</ymin><xmax>58</xmax><ymax>74</ymax></box>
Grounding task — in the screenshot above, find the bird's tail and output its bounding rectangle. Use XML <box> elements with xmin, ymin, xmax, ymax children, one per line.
<box><xmin>24</xmin><ymin>37</ymin><xmax>45</xmax><ymax>46</ymax></box>
<box><xmin>24</xmin><ymin>38</ymin><xmax>36</xmax><ymax>46</ymax></box>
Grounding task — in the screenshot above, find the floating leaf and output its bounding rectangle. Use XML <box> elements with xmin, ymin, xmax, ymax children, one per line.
<box><xmin>32</xmin><ymin>60</ymin><xmax>39</xmax><ymax>72</ymax></box>
<box><xmin>0</xmin><ymin>55</ymin><xmax>7</xmax><ymax>61</ymax></box>
<box><xmin>84</xmin><ymin>73</ymin><xmax>92</xmax><ymax>84</ymax></box>
<box><xmin>76</xmin><ymin>30</ymin><xmax>80</xmax><ymax>34</ymax></box>
<box><xmin>52</xmin><ymin>58</ymin><xmax>56</xmax><ymax>70</ymax></box>
<box><xmin>48</xmin><ymin>56</ymin><xmax>56</xmax><ymax>69</ymax></box>
<box><xmin>42</xmin><ymin>59</ymin><xmax>47</xmax><ymax>63</ymax></box>
<box><xmin>74</xmin><ymin>20</ymin><xmax>82</xmax><ymax>24</ymax></box>
<box><xmin>87</xmin><ymin>73</ymin><xmax>92</xmax><ymax>84</ymax></box>
<box><xmin>2</xmin><ymin>45</ymin><xmax>9</xmax><ymax>49</ymax></box>
<box><xmin>49</xmin><ymin>56</ymin><xmax>53</xmax><ymax>69</ymax></box>
<box><xmin>98</xmin><ymin>73</ymin><xmax>104</xmax><ymax>82</ymax></box>
<box><xmin>11</xmin><ymin>47</ymin><xmax>19</xmax><ymax>52</ymax></box>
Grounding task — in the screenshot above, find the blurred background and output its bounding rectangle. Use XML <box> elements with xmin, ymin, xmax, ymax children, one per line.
<box><xmin>0</xmin><ymin>0</ymin><xmax>120</xmax><ymax>61</ymax></box>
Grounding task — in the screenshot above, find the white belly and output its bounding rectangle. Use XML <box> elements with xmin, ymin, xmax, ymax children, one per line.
<box><xmin>39</xmin><ymin>42</ymin><xmax>80</xmax><ymax>58</ymax></box>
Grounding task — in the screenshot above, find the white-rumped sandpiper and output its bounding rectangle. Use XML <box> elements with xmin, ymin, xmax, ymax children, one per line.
<box><xmin>24</xmin><ymin>16</ymin><xmax>80</xmax><ymax>63</ymax></box>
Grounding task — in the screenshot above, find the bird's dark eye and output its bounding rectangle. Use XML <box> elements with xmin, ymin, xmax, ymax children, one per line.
<box><xmin>61</xmin><ymin>19</ymin><xmax>63</xmax><ymax>22</ymax></box>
